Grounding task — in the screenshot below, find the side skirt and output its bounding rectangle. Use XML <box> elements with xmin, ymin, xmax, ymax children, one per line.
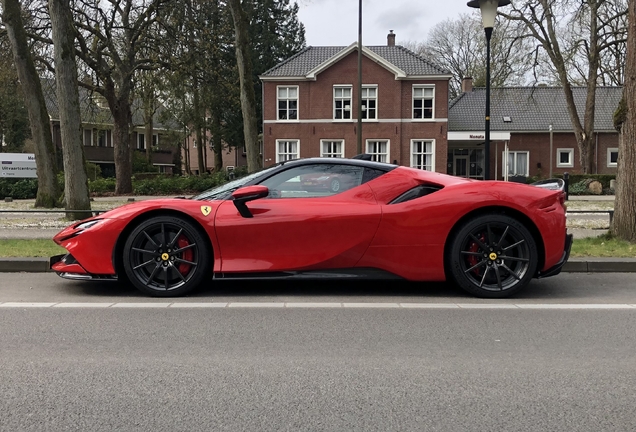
<box><xmin>213</xmin><ymin>268</ymin><xmax>404</xmax><ymax>281</ymax></box>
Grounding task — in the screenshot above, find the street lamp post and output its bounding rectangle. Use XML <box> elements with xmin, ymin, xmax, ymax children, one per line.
<box><xmin>357</xmin><ymin>0</ymin><xmax>363</xmax><ymax>155</ymax></box>
<box><xmin>467</xmin><ymin>0</ymin><xmax>510</xmax><ymax>180</ymax></box>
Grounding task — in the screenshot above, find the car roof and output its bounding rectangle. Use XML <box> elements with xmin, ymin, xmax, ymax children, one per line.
<box><xmin>275</xmin><ymin>157</ymin><xmax>398</xmax><ymax>172</ymax></box>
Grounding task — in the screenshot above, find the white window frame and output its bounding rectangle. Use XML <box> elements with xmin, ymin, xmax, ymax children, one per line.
<box><xmin>94</xmin><ymin>129</ymin><xmax>110</xmax><ymax>148</ymax></box>
<box><xmin>276</xmin><ymin>86</ymin><xmax>298</xmax><ymax>121</ymax></box>
<box><xmin>275</xmin><ymin>139</ymin><xmax>300</xmax><ymax>162</ymax></box>
<box><xmin>333</xmin><ymin>85</ymin><xmax>353</xmax><ymax>121</ymax></box>
<box><xmin>361</xmin><ymin>85</ymin><xmax>378</xmax><ymax>121</ymax></box>
<box><xmin>320</xmin><ymin>140</ymin><xmax>345</xmax><ymax>158</ymax></box>
<box><xmin>365</xmin><ymin>139</ymin><xmax>390</xmax><ymax>163</ymax></box>
<box><xmin>83</xmin><ymin>128</ymin><xmax>93</xmax><ymax>146</ymax></box>
<box><xmin>556</xmin><ymin>148</ymin><xmax>574</xmax><ymax>168</ymax></box>
<box><xmin>607</xmin><ymin>147</ymin><xmax>618</xmax><ymax>167</ymax></box>
<box><xmin>410</xmin><ymin>139</ymin><xmax>435</xmax><ymax>171</ymax></box>
<box><xmin>137</xmin><ymin>133</ymin><xmax>158</xmax><ymax>150</ymax></box>
<box><xmin>502</xmin><ymin>151</ymin><xmax>530</xmax><ymax>177</ymax></box>
<box><xmin>412</xmin><ymin>85</ymin><xmax>435</xmax><ymax>120</ymax></box>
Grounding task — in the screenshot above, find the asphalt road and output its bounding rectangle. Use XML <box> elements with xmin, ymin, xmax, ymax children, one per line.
<box><xmin>1</xmin><ymin>274</ymin><xmax>635</xmax><ymax>431</ymax></box>
<box><xmin>1</xmin><ymin>272</ymin><xmax>636</xmax><ymax>304</ymax></box>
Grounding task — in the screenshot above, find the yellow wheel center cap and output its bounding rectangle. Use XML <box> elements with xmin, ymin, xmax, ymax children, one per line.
<box><xmin>489</xmin><ymin>253</ymin><xmax>498</xmax><ymax>261</ymax></box>
<box><xmin>161</xmin><ymin>253</ymin><xmax>170</xmax><ymax>261</ymax></box>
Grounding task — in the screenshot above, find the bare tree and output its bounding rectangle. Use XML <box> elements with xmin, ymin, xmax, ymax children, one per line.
<box><xmin>406</xmin><ymin>13</ymin><xmax>535</xmax><ymax>98</ymax></box>
<box><xmin>1</xmin><ymin>0</ymin><xmax>59</xmax><ymax>207</ymax></box>
<box><xmin>503</xmin><ymin>0</ymin><xmax>627</xmax><ymax>174</ymax></box>
<box><xmin>228</xmin><ymin>0</ymin><xmax>260</xmax><ymax>173</ymax></box>
<box><xmin>612</xmin><ymin>0</ymin><xmax>636</xmax><ymax>241</ymax></box>
<box><xmin>71</xmin><ymin>0</ymin><xmax>167</xmax><ymax>194</ymax></box>
<box><xmin>49</xmin><ymin>0</ymin><xmax>90</xmax><ymax>219</ymax></box>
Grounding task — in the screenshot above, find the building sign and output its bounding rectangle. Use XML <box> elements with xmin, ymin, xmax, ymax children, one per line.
<box><xmin>448</xmin><ymin>132</ymin><xmax>511</xmax><ymax>141</ymax></box>
<box><xmin>0</xmin><ymin>153</ymin><xmax>37</xmax><ymax>178</ymax></box>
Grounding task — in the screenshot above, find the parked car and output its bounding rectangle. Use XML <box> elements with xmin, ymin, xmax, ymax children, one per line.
<box><xmin>51</xmin><ymin>157</ymin><xmax>571</xmax><ymax>298</ymax></box>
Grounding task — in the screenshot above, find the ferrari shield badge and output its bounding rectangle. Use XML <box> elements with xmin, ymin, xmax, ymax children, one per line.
<box><xmin>200</xmin><ymin>205</ymin><xmax>212</xmax><ymax>217</ymax></box>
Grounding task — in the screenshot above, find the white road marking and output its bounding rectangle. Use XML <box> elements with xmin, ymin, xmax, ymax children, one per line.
<box><xmin>169</xmin><ymin>302</ymin><xmax>228</xmax><ymax>308</ymax></box>
<box><xmin>228</xmin><ymin>302</ymin><xmax>285</xmax><ymax>308</ymax></box>
<box><xmin>285</xmin><ymin>302</ymin><xmax>343</xmax><ymax>308</ymax></box>
<box><xmin>53</xmin><ymin>303</ymin><xmax>114</xmax><ymax>308</ymax></box>
<box><xmin>1</xmin><ymin>302</ymin><xmax>635</xmax><ymax>309</ymax></box>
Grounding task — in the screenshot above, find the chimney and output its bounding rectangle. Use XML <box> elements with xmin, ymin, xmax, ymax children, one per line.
<box><xmin>461</xmin><ymin>77</ymin><xmax>473</xmax><ymax>93</ymax></box>
<box><xmin>387</xmin><ymin>30</ymin><xmax>395</xmax><ymax>46</ymax></box>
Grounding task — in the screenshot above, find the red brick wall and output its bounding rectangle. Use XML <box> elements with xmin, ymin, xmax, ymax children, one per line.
<box><xmin>499</xmin><ymin>132</ymin><xmax>618</xmax><ymax>178</ymax></box>
<box><xmin>262</xmin><ymin>51</ymin><xmax>449</xmax><ymax>171</ymax></box>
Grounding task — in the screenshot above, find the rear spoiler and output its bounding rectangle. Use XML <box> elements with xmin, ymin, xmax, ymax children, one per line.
<box><xmin>530</xmin><ymin>178</ymin><xmax>565</xmax><ymax>191</ymax></box>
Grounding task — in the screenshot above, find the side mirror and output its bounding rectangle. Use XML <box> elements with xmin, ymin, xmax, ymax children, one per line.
<box><xmin>231</xmin><ymin>185</ymin><xmax>269</xmax><ymax>218</ymax></box>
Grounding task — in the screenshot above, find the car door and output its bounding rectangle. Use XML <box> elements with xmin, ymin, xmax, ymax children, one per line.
<box><xmin>214</xmin><ymin>163</ymin><xmax>382</xmax><ymax>273</ymax></box>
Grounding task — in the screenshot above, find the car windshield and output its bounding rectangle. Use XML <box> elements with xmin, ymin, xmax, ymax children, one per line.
<box><xmin>192</xmin><ymin>164</ymin><xmax>281</xmax><ymax>201</ymax></box>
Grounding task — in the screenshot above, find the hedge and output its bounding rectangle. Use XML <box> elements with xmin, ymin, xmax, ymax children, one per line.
<box><xmin>1</xmin><ymin>172</ymin><xmax>235</xmax><ymax>200</ymax></box>
<box><xmin>553</xmin><ymin>173</ymin><xmax>616</xmax><ymax>189</ymax></box>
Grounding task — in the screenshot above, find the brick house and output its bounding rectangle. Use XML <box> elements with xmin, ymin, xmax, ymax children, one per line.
<box><xmin>183</xmin><ymin>128</ymin><xmax>247</xmax><ymax>175</ymax></box>
<box><xmin>261</xmin><ymin>34</ymin><xmax>622</xmax><ymax>181</ymax></box>
<box><xmin>448</xmin><ymin>80</ymin><xmax>622</xmax><ymax>180</ymax></box>
<box><xmin>259</xmin><ymin>32</ymin><xmax>453</xmax><ymax>172</ymax></box>
<box><xmin>44</xmin><ymin>80</ymin><xmax>179</xmax><ymax>177</ymax></box>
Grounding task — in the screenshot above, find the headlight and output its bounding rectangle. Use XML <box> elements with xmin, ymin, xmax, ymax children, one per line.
<box><xmin>75</xmin><ymin>219</ymin><xmax>103</xmax><ymax>230</ymax></box>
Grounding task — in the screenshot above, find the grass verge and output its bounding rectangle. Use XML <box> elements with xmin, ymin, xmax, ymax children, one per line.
<box><xmin>0</xmin><ymin>235</ymin><xmax>635</xmax><ymax>259</ymax></box>
<box><xmin>0</xmin><ymin>239</ymin><xmax>65</xmax><ymax>257</ymax></box>
<box><xmin>570</xmin><ymin>233</ymin><xmax>636</xmax><ymax>258</ymax></box>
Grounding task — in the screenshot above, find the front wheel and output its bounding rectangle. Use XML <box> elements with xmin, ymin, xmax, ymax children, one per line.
<box><xmin>447</xmin><ymin>214</ymin><xmax>538</xmax><ymax>298</ymax></box>
<box><xmin>123</xmin><ymin>216</ymin><xmax>211</xmax><ymax>297</ymax></box>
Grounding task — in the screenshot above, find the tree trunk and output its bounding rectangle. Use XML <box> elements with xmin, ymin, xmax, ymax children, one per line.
<box><xmin>2</xmin><ymin>0</ymin><xmax>60</xmax><ymax>207</ymax></box>
<box><xmin>213</xmin><ymin>113</ymin><xmax>223</xmax><ymax>172</ymax></box>
<box><xmin>111</xmin><ymin>100</ymin><xmax>133</xmax><ymax>194</ymax></box>
<box><xmin>612</xmin><ymin>0</ymin><xmax>636</xmax><ymax>242</ymax></box>
<box><xmin>144</xmin><ymin>90</ymin><xmax>154</xmax><ymax>163</ymax></box>
<box><xmin>228</xmin><ymin>0</ymin><xmax>261</xmax><ymax>173</ymax></box>
<box><xmin>49</xmin><ymin>0</ymin><xmax>91</xmax><ymax>220</ymax></box>
<box><xmin>192</xmin><ymin>83</ymin><xmax>205</xmax><ymax>174</ymax></box>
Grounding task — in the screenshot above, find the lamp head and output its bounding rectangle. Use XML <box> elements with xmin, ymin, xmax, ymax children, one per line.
<box><xmin>467</xmin><ymin>0</ymin><xmax>511</xmax><ymax>29</ymax></box>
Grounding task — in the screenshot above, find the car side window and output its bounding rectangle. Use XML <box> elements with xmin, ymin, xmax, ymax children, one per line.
<box><xmin>259</xmin><ymin>164</ymin><xmax>364</xmax><ymax>198</ymax></box>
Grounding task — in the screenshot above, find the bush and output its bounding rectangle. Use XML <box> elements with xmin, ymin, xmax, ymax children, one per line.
<box><xmin>89</xmin><ymin>177</ymin><xmax>116</xmax><ymax>194</ymax></box>
<box><xmin>132</xmin><ymin>151</ymin><xmax>159</xmax><ymax>174</ymax></box>
<box><xmin>568</xmin><ymin>180</ymin><xmax>590</xmax><ymax>195</ymax></box>
<box><xmin>10</xmin><ymin>179</ymin><xmax>38</xmax><ymax>199</ymax></box>
<box><xmin>0</xmin><ymin>169</ymin><xmax>244</xmax><ymax>199</ymax></box>
<box><xmin>85</xmin><ymin>162</ymin><xmax>102</xmax><ymax>180</ymax></box>
<box><xmin>132</xmin><ymin>172</ymin><xmax>227</xmax><ymax>195</ymax></box>
<box><xmin>555</xmin><ymin>174</ymin><xmax>616</xmax><ymax>189</ymax></box>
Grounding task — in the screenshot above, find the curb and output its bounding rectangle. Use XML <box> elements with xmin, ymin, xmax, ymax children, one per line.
<box><xmin>1</xmin><ymin>257</ymin><xmax>635</xmax><ymax>274</ymax></box>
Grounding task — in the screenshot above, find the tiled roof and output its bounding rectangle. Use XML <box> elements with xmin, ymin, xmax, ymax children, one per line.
<box><xmin>260</xmin><ymin>45</ymin><xmax>450</xmax><ymax>77</ymax></box>
<box><xmin>449</xmin><ymin>86</ymin><xmax>623</xmax><ymax>132</ymax></box>
<box><xmin>42</xmin><ymin>79</ymin><xmax>178</xmax><ymax>130</ymax></box>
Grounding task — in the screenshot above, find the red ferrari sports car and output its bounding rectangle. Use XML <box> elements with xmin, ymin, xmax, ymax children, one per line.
<box><xmin>50</xmin><ymin>157</ymin><xmax>571</xmax><ymax>298</ymax></box>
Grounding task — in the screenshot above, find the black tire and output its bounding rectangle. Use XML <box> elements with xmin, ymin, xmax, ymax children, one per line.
<box><xmin>447</xmin><ymin>214</ymin><xmax>538</xmax><ymax>298</ymax></box>
<box><xmin>122</xmin><ymin>216</ymin><xmax>211</xmax><ymax>297</ymax></box>
<box><xmin>330</xmin><ymin>178</ymin><xmax>341</xmax><ymax>192</ymax></box>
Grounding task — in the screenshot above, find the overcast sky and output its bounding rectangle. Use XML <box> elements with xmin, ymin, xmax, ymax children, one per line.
<box><xmin>296</xmin><ymin>0</ymin><xmax>477</xmax><ymax>47</ymax></box>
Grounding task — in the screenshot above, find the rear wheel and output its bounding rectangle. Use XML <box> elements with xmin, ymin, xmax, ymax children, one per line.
<box><xmin>330</xmin><ymin>178</ymin><xmax>341</xmax><ymax>192</ymax></box>
<box><xmin>448</xmin><ymin>214</ymin><xmax>538</xmax><ymax>298</ymax></box>
<box><xmin>123</xmin><ymin>216</ymin><xmax>211</xmax><ymax>297</ymax></box>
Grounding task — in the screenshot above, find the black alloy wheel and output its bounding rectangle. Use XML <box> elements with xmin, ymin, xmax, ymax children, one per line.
<box><xmin>123</xmin><ymin>216</ymin><xmax>211</xmax><ymax>296</ymax></box>
<box><xmin>448</xmin><ymin>214</ymin><xmax>538</xmax><ymax>298</ymax></box>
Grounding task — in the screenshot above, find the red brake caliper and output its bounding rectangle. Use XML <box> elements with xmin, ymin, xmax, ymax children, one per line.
<box><xmin>177</xmin><ymin>236</ymin><xmax>193</xmax><ymax>275</ymax></box>
<box><xmin>467</xmin><ymin>234</ymin><xmax>486</xmax><ymax>275</ymax></box>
